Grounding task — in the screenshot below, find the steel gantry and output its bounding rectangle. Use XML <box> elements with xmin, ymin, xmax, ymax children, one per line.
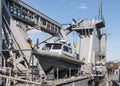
<box><xmin>0</xmin><ymin>0</ymin><xmax>107</xmax><ymax>86</ymax></box>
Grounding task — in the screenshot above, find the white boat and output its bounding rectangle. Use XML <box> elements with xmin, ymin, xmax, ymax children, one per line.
<box><xmin>34</xmin><ymin>42</ymin><xmax>84</xmax><ymax>72</ymax></box>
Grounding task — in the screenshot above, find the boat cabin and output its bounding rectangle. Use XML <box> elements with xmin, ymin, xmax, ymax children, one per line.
<box><xmin>42</xmin><ymin>43</ymin><xmax>73</xmax><ymax>57</ymax></box>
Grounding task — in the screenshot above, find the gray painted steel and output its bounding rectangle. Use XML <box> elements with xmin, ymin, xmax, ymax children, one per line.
<box><xmin>57</xmin><ymin>77</ymin><xmax>89</xmax><ymax>86</ymax></box>
<box><xmin>6</xmin><ymin>0</ymin><xmax>61</xmax><ymax>36</ymax></box>
<box><xmin>34</xmin><ymin>49</ymin><xmax>84</xmax><ymax>73</ymax></box>
<box><xmin>3</xmin><ymin>0</ymin><xmax>31</xmax><ymax>62</ymax></box>
<box><xmin>16</xmin><ymin>0</ymin><xmax>61</xmax><ymax>27</ymax></box>
<box><xmin>0</xmin><ymin>0</ymin><xmax>2</xmax><ymax>84</ymax></box>
<box><xmin>0</xmin><ymin>0</ymin><xmax>2</xmax><ymax>65</ymax></box>
<box><xmin>0</xmin><ymin>0</ymin><xmax>107</xmax><ymax>85</ymax></box>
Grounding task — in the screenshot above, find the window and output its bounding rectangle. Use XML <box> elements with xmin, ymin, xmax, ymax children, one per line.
<box><xmin>68</xmin><ymin>48</ymin><xmax>72</xmax><ymax>54</ymax></box>
<box><xmin>63</xmin><ymin>45</ymin><xmax>68</xmax><ymax>52</ymax></box>
<box><xmin>44</xmin><ymin>44</ymin><xmax>52</xmax><ymax>50</ymax></box>
<box><xmin>52</xmin><ymin>44</ymin><xmax>62</xmax><ymax>49</ymax></box>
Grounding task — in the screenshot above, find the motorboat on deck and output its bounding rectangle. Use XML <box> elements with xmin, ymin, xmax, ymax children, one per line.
<box><xmin>33</xmin><ymin>42</ymin><xmax>84</xmax><ymax>72</ymax></box>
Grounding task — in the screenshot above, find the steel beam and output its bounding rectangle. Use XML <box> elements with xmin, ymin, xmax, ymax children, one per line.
<box><xmin>0</xmin><ymin>0</ymin><xmax>2</xmax><ymax>67</ymax></box>
<box><xmin>0</xmin><ymin>0</ymin><xmax>2</xmax><ymax>84</ymax></box>
<box><xmin>7</xmin><ymin>0</ymin><xmax>61</xmax><ymax>35</ymax></box>
<box><xmin>37</xmin><ymin>19</ymin><xmax>84</xmax><ymax>44</ymax></box>
<box><xmin>7</xmin><ymin>0</ymin><xmax>61</xmax><ymax>27</ymax></box>
<box><xmin>16</xmin><ymin>0</ymin><xmax>61</xmax><ymax>27</ymax></box>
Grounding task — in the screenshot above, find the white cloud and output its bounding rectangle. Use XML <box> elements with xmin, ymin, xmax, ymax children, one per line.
<box><xmin>78</xmin><ymin>3</ymin><xmax>88</xmax><ymax>10</ymax></box>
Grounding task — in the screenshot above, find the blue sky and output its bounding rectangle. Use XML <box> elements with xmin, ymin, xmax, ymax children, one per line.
<box><xmin>23</xmin><ymin>0</ymin><xmax>120</xmax><ymax>61</ymax></box>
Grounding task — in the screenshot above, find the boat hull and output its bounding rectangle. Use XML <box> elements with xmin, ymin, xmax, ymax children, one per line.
<box><xmin>34</xmin><ymin>49</ymin><xmax>84</xmax><ymax>72</ymax></box>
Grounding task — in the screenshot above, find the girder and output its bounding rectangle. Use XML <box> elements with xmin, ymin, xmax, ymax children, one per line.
<box><xmin>0</xmin><ymin>0</ymin><xmax>2</xmax><ymax>84</ymax></box>
<box><xmin>6</xmin><ymin>0</ymin><xmax>61</xmax><ymax>36</ymax></box>
<box><xmin>37</xmin><ymin>18</ymin><xmax>85</xmax><ymax>44</ymax></box>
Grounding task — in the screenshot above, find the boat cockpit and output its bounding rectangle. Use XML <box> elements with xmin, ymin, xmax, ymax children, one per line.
<box><xmin>42</xmin><ymin>43</ymin><xmax>73</xmax><ymax>57</ymax></box>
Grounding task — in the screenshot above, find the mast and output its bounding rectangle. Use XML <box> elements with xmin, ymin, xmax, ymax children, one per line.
<box><xmin>98</xmin><ymin>0</ymin><xmax>102</xmax><ymax>20</ymax></box>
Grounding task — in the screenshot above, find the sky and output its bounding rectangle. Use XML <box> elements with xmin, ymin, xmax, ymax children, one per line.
<box><xmin>23</xmin><ymin>0</ymin><xmax>120</xmax><ymax>61</ymax></box>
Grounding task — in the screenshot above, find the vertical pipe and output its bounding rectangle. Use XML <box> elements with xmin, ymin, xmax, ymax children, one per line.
<box><xmin>0</xmin><ymin>0</ymin><xmax>2</xmax><ymax>84</ymax></box>
<box><xmin>32</xmin><ymin>55</ymin><xmax>34</xmax><ymax>81</ymax></box>
<box><xmin>57</xmin><ymin>68</ymin><xmax>59</xmax><ymax>80</ymax></box>
<box><xmin>0</xmin><ymin>0</ymin><xmax>2</xmax><ymax>66</ymax></box>
<box><xmin>78</xmin><ymin>68</ymin><xmax>80</xmax><ymax>76</ymax></box>
<box><xmin>69</xmin><ymin>68</ymin><xmax>71</xmax><ymax>78</ymax></box>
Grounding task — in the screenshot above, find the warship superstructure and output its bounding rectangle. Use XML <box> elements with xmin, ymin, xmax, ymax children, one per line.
<box><xmin>0</xmin><ymin>0</ymin><xmax>107</xmax><ymax>86</ymax></box>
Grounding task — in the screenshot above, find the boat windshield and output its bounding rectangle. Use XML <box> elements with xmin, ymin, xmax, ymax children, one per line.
<box><xmin>43</xmin><ymin>44</ymin><xmax>62</xmax><ymax>50</ymax></box>
<box><xmin>43</xmin><ymin>44</ymin><xmax>52</xmax><ymax>50</ymax></box>
<box><xmin>52</xmin><ymin>44</ymin><xmax>62</xmax><ymax>50</ymax></box>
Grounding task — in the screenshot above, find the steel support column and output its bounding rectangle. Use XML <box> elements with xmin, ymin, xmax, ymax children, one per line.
<box><xmin>0</xmin><ymin>0</ymin><xmax>2</xmax><ymax>84</ymax></box>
